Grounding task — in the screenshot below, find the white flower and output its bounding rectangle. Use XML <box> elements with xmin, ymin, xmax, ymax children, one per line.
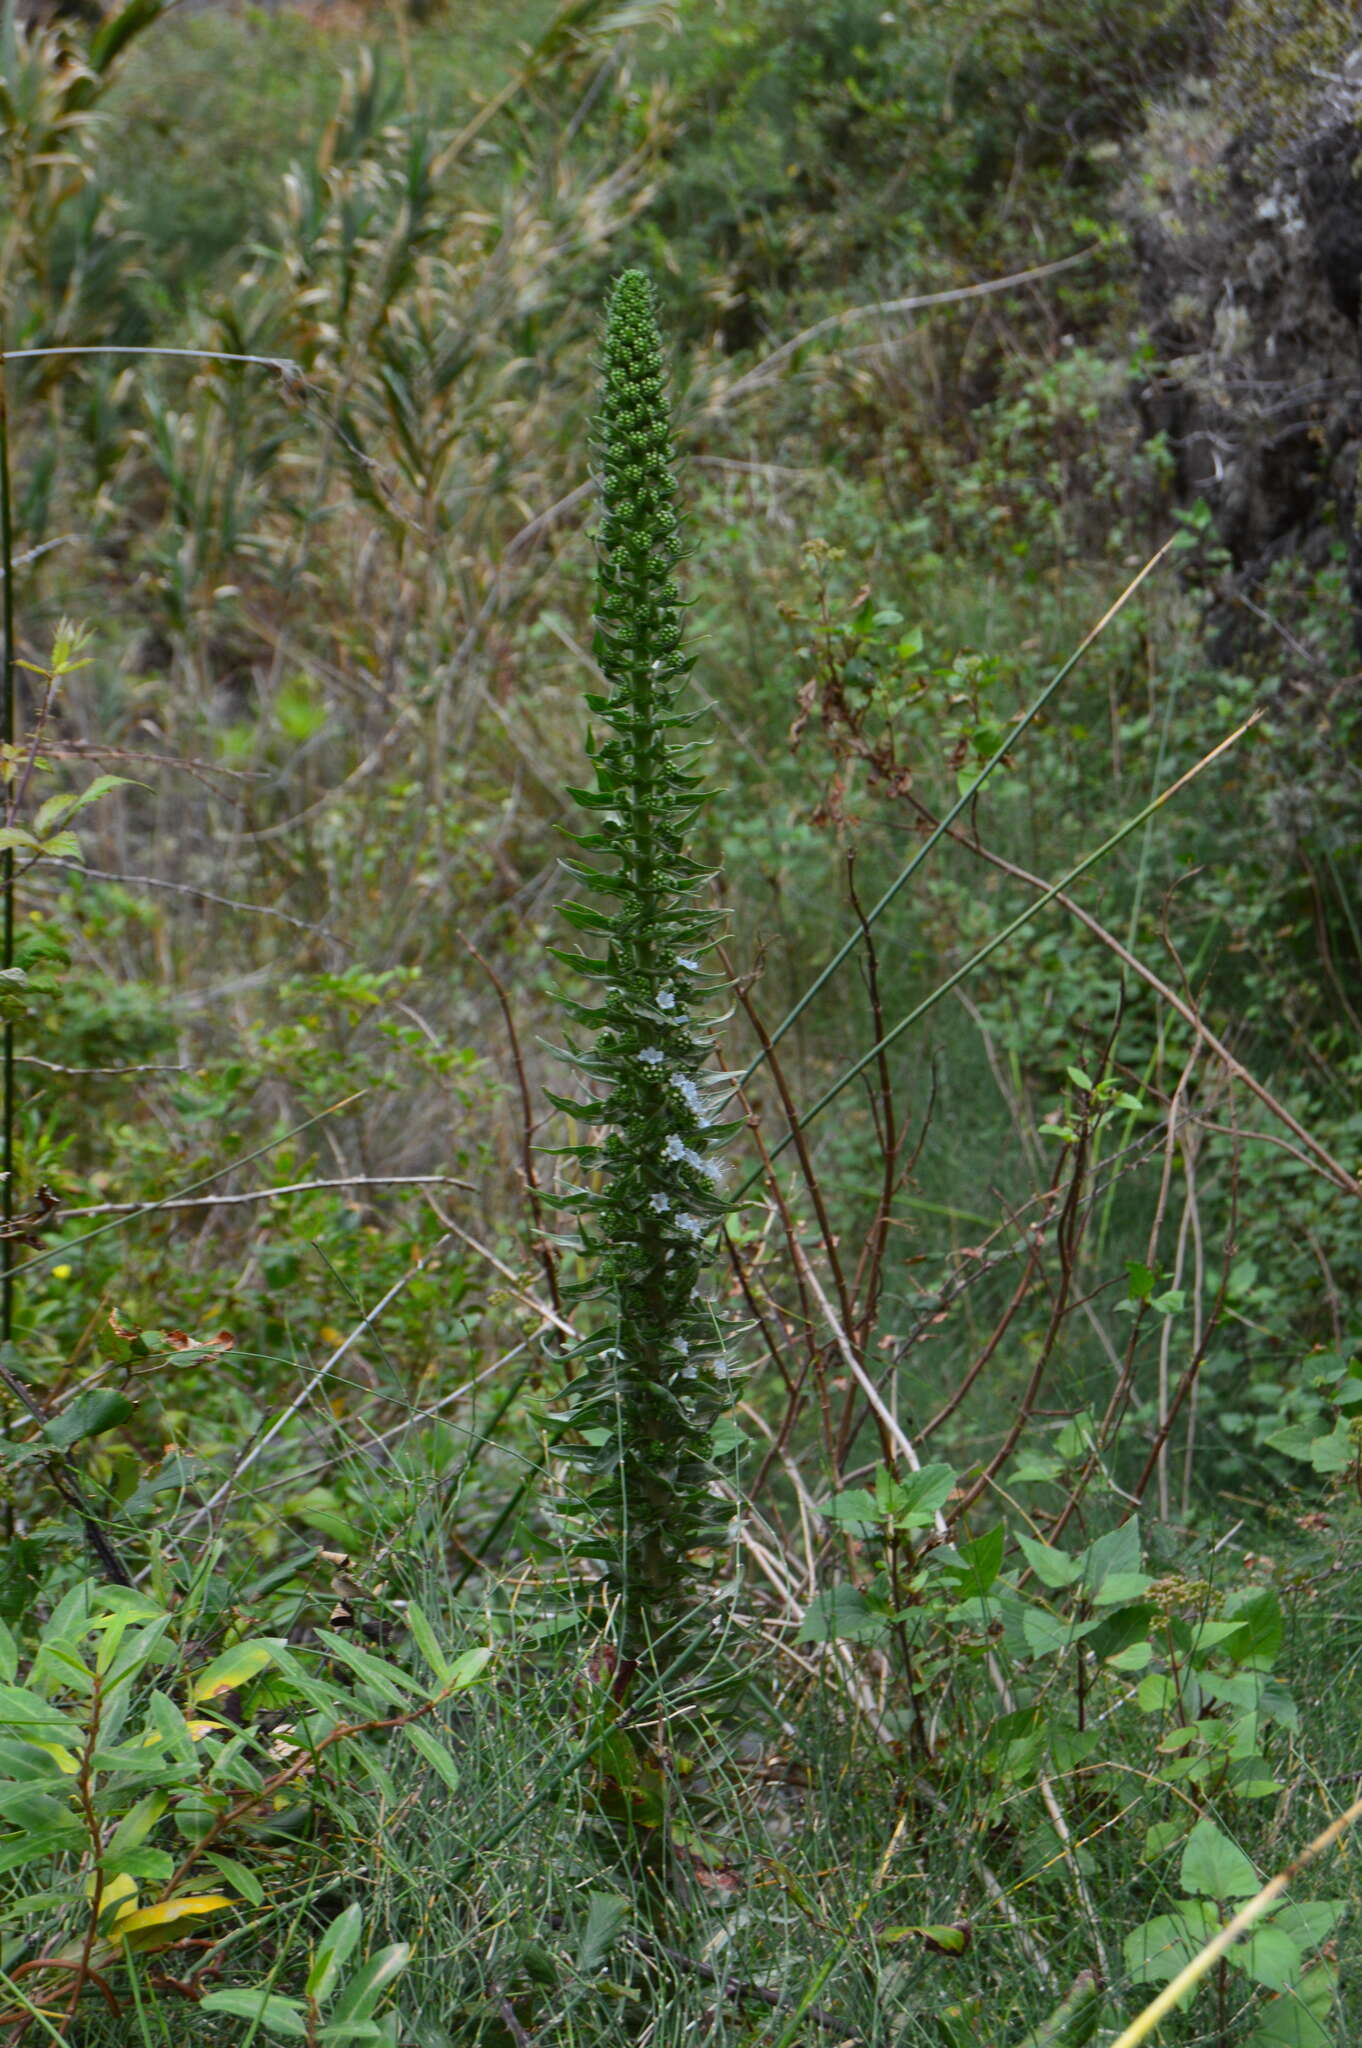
<box><xmin>649</xmin><ymin>1192</ymin><xmax>670</xmax><ymax>1214</ymax></box>
<box><xmin>677</xmin><ymin>956</ymin><xmax>700</xmax><ymax>972</ymax></box>
<box><xmin>676</xmin><ymin>1213</ymin><xmax>705</xmax><ymax>1240</ymax></box>
<box><xmin>637</xmin><ymin>1046</ymin><xmax>665</xmax><ymax>1066</ymax></box>
<box><xmin>673</xmin><ymin>1075</ymin><xmax>706</xmax><ymax>1117</ymax></box>
<box><xmin>675</xmin><ymin>1337</ymin><xmax>689</xmax><ymax>1356</ymax></box>
<box><xmin>657</xmin><ymin>987</ymin><xmax>677</xmax><ymax>1010</ymax></box>
<box><xmin>663</xmin><ymin>1134</ymin><xmax>688</xmax><ymax>1161</ymax></box>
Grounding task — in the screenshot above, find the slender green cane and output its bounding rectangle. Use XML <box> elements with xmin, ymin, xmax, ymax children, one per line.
<box><xmin>735</xmin><ymin>537</ymin><xmax>1175</xmax><ymax>1091</ymax></box>
<box><xmin>0</xmin><ymin>341</ymin><xmax>15</xmax><ymax>1348</ymax></box>
<box><xmin>736</xmin><ymin>709</ymin><xmax>1261</xmax><ymax>1200</ymax></box>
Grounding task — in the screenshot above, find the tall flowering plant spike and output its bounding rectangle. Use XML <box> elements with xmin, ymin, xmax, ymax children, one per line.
<box><xmin>549</xmin><ymin>269</ymin><xmax>735</xmax><ymax>1658</ymax></box>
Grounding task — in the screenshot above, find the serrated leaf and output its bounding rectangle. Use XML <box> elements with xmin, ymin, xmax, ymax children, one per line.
<box><xmin>941</xmin><ymin>1524</ymin><xmax>1004</xmax><ymax>1598</ymax></box>
<box><xmin>892</xmin><ymin>1463</ymin><xmax>956</xmax><ymax>1526</ymax></box>
<box><xmin>1021</xmin><ymin>1605</ymin><xmax>1073</xmax><ymax>1658</ymax></box>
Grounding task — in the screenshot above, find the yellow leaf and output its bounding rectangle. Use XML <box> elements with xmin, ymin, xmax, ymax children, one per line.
<box><xmin>85</xmin><ymin>1871</ymin><xmax>138</xmax><ymax>1931</ymax></box>
<box><xmin>115</xmin><ymin>1895</ymin><xmax>233</xmax><ymax>1951</ymax></box>
<box><xmin>30</xmin><ymin>1740</ymin><xmax>80</xmax><ymax>1774</ymax></box>
<box><xmin>189</xmin><ymin>1641</ymin><xmax>274</xmax><ymax>1705</ymax></box>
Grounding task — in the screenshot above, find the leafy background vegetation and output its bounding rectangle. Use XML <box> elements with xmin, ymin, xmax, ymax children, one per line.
<box><xmin>0</xmin><ymin>0</ymin><xmax>1359</xmax><ymax>2040</ymax></box>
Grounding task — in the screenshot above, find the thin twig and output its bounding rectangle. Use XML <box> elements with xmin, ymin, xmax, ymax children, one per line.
<box><xmin>46</xmin><ymin>859</ymin><xmax>347</xmax><ymax>944</ymax></box>
<box><xmin>57</xmin><ymin>1175</ymin><xmax>472</xmax><ymax>1218</ymax></box>
<box><xmin>708</xmin><ymin>248</ymin><xmax>1098</xmax><ymax>407</ymax></box>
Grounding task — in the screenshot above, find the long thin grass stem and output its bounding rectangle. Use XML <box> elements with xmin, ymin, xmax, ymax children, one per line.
<box><xmin>737</xmin><ymin>709</ymin><xmax>1262</xmax><ymax>1198</ymax></box>
<box><xmin>0</xmin><ymin>341</ymin><xmax>15</xmax><ymax>1349</ymax></box>
<box><xmin>736</xmin><ymin>537</ymin><xmax>1176</xmax><ymax>1092</ymax></box>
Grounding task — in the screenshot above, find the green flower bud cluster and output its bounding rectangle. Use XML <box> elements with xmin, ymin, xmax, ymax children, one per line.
<box><xmin>547</xmin><ymin>270</ymin><xmax>737</xmax><ymax>1655</ymax></box>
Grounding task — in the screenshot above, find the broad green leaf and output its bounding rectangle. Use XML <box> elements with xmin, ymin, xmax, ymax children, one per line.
<box><xmin>1246</xmin><ymin>1984</ymin><xmax>1336</xmax><ymax>2048</ymax></box>
<box><xmin>1091</xmin><ymin>1571</ymin><xmax>1152</xmax><ymax>1606</ymax></box>
<box><xmin>1124</xmin><ymin>1900</ymin><xmax>1218</xmax><ymax>1984</ymax></box>
<box><xmin>42</xmin><ymin>1390</ymin><xmax>134</xmax><ymax>1449</ymax></box>
<box><xmin>797</xmin><ymin>1585</ymin><xmax>887</xmax><ymax>1644</ymax></box>
<box><xmin>1080</xmin><ymin>1521</ymin><xmax>1140</xmax><ymax>1592</ymax></box>
<box><xmin>1084</xmin><ymin>1604</ymin><xmax>1154</xmax><ymax>1662</ymax></box>
<box><xmin>1021</xmin><ymin>1605</ymin><xmax>1073</xmax><ymax>1659</ymax></box>
<box><xmin>103</xmin><ymin>1848</ymin><xmax>173</xmax><ymax>1885</ymax></box>
<box><xmin>1138</xmin><ymin>1672</ymin><xmax>1177</xmax><ymax>1713</ymax></box>
<box><xmin>0</xmin><ymin>1686</ymin><xmax>80</xmax><ymax>1737</ymax></box>
<box><xmin>1230</xmin><ymin>1924</ymin><xmax>1303</xmax><ymax>1991</ymax></box>
<box><xmin>1222</xmin><ymin>1588</ymin><xmax>1284</xmax><ymax>1668</ymax></box>
<box><xmin>1266</xmin><ymin>1422</ymin><xmax>1323</xmax><ymax>1463</ymax></box>
<box><xmin>940</xmin><ymin>1525</ymin><xmax>1004</xmax><ymax>1598</ymax></box>
<box><xmin>105</xmin><ymin>1793</ymin><xmax>168</xmax><ymax>1857</ymax></box>
<box><xmin>1180</xmin><ymin>1819</ymin><xmax>1259</xmax><ymax>1901</ymax></box>
<box><xmin>1305</xmin><ymin>1421</ymin><xmax>1353</xmax><ymax>1473</ymax></box>
<box><xmin>0</xmin><ymin>1821</ymin><xmax>85</xmax><ymax>1874</ymax></box>
<box><xmin>821</xmin><ymin>1487</ymin><xmax>880</xmax><ymax>1531</ymax></box>
<box><xmin>1268</xmin><ymin>1901</ymin><xmax>1347</xmax><ymax>1952</ymax></box>
<box><xmin>891</xmin><ymin>1463</ymin><xmax>956</xmax><ymax>1526</ymax></box>
<box><xmin>1016</xmin><ymin>1536</ymin><xmax>1082</xmax><ymax>1590</ymax></box>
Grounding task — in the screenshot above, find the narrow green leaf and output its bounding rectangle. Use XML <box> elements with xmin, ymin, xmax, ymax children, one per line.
<box><xmin>200</xmin><ymin>1990</ymin><xmax>310</xmax><ymax>2038</ymax></box>
<box><xmin>402</xmin><ymin>1600</ymin><xmax>454</xmax><ymax>1688</ymax></box>
<box><xmin>402</xmin><ymin>1721</ymin><xmax>460</xmax><ymax>1793</ymax></box>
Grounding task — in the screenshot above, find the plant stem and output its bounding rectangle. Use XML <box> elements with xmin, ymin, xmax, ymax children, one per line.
<box><xmin>0</xmin><ymin>340</ymin><xmax>15</xmax><ymax>1351</ymax></box>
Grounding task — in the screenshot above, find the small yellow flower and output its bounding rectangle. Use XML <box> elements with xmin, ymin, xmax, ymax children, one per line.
<box><xmin>319</xmin><ymin>1325</ymin><xmax>344</xmax><ymax>1346</ymax></box>
<box><xmin>52</xmin><ymin>1263</ymin><xmax>72</xmax><ymax>1281</ymax></box>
